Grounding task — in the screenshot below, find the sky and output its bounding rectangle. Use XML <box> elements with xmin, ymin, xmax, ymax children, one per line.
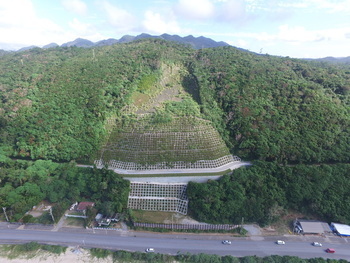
<box><xmin>1</xmin><ymin>0</ymin><xmax>350</xmax><ymax>58</ymax></box>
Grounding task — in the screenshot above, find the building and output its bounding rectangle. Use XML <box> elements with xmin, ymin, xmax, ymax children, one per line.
<box><xmin>330</xmin><ymin>223</ymin><xmax>350</xmax><ymax>237</ymax></box>
<box><xmin>76</xmin><ymin>202</ymin><xmax>95</xmax><ymax>212</ymax></box>
<box><xmin>293</xmin><ymin>219</ymin><xmax>331</xmax><ymax>235</ymax></box>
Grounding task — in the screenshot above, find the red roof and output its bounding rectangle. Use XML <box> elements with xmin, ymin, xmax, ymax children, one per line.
<box><xmin>76</xmin><ymin>202</ymin><xmax>95</xmax><ymax>211</ymax></box>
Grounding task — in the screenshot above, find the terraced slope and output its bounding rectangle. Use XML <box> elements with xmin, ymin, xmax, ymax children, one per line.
<box><xmin>94</xmin><ymin>61</ymin><xmax>237</xmax><ymax>172</ymax></box>
<box><xmin>96</xmin><ymin>116</ymin><xmax>235</xmax><ymax>170</ymax></box>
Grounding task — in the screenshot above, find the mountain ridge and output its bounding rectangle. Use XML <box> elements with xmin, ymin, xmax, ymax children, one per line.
<box><xmin>16</xmin><ymin>33</ymin><xmax>230</xmax><ymax>52</ymax></box>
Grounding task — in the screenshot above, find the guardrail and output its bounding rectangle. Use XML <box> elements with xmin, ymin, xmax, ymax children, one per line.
<box><xmin>93</xmin><ymin>227</ymin><xmax>122</xmax><ymax>231</ymax></box>
<box><xmin>134</xmin><ymin>222</ymin><xmax>238</xmax><ymax>231</ymax></box>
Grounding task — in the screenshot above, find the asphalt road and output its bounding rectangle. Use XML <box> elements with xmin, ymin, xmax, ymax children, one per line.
<box><xmin>0</xmin><ymin>228</ymin><xmax>349</xmax><ymax>260</ymax></box>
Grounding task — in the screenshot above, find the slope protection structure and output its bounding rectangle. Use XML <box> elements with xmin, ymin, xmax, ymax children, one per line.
<box><xmin>95</xmin><ymin>116</ymin><xmax>242</xmax><ymax>215</ymax></box>
<box><xmin>94</xmin><ymin>62</ymin><xmax>243</xmax><ymax>214</ymax></box>
<box><xmin>95</xmin><ymin>116</ymin><xmax>241</xmax><ymax>172</ymax></box>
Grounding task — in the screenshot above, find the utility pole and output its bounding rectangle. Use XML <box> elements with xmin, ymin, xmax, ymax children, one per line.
<box><xmin>2</xmin><ymin>207</ymin><xmax>9</xmax><ymax>222</ymax></box>
<box><xmin>172</xmin><ymin>214</ymin><xmax>173</xmax><ymax>231</ymax></box>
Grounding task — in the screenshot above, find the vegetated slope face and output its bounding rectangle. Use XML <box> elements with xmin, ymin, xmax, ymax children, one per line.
<box><xmin>192</xmin><ymin>47</ymin><xmax>350</xmax><ymax>163</ymax></box>
<box><xmin>98</xmin><ymin>116</ymin><xmax>231</xmax><ymax>168</ymax></box>
<box><xmin>98</xmin><ymin>58</ymin><xmax>233</xmax><ymax>169</ymax></box>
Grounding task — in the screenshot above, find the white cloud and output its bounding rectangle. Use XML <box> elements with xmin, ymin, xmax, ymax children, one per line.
<box><xmin>68</xmin><ymin>18</ymin><xmax>107</xmax><ymax>41</ymax></box>
<box><xmin>236</xmin><ymin>38</ymin><xmax>248</xmax><ymax>47</ymax></box>
<box><xmin>0</xmin><ymin>0</ymin><xmax>66</xmax><ymax>48</ymax></box>
<box><xmin>174</xmin><ymin>0</ymin><xmax>215</xmax><ymax>20</ymax></box>
<box><xmin>0</xmin><ymin>0</ymin><xmax>36</xmax><ymax>26</ymax></box>
<box><xmin>229</xmin><ymin>24</ymin><xmax>348</xmax><ymax>44</ymax></box>
<box><xmin>265</xmin><ymin>0</ymin><xmax>350</xmax><ymax>14</ymax></box>
<box><xmin>142</xmin><ymin>10</ymin><xmax>181</xmax><ymax>34</ymax></box>
<box><xmin>100</xmin><ymin>1</ymin><xmax>137</xmax><ymax>32</ymax></box>
<box><xmin>275</xmin><ymin>25</ymin><xmax>350</xmax><ymax>43</ymax></box>
<box><xmin>217</xmin><ymin>0</ymin><xmax>249</xmax><ymax>22</ymax></box>
<box><xmin>277</xmin><ymin>25</ymin><xmax>323</xmax><ymax>42</ymax></box>
<box><xmin>61</xmin><ymin>0</ymin><xmax>87</xmax><ymax>16</ymax></box>
<box><xmin>69</xmin><ymin>18</ymin><xmax>91</xmax><ymax>34</ymax></box>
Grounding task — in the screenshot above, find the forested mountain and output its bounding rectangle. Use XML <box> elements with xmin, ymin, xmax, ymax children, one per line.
<box><xmin>1</xmin><ymin>39</ymin><xmax>349</xmax><ymax>164</ymax></box>
<box><xmin>1</xmin><ymin>38</ymin><xmax>350</xmax><ymax>224</ymax></box>
<box><xmin>310</xmin><ymin>56</ymin><xmax>350</xmax><ymax>64</ymax></box>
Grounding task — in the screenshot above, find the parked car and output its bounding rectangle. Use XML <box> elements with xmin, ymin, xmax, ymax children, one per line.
<box><xmin>145</xmin><ymin>248</ymin><xmax>155</xmax><ymax>253</ymax></box>
<box><xmin>276</xmin><ymin>240</ymin><xmax>285</xmax><ymax>245</ymax></box>
<box><xmin>326</xmin><ymin>248</ymin><xmax>335</xmax><ymax>253</ymax></box>
<box><xmin>312</xmin><ymin>242</ymin><xmax>322</xmax><ymax>247</ymax></box>
<box><xmin>222</xmin><ymin>240</ymin><xmax>232</xmax><ymax>245</ymax></box>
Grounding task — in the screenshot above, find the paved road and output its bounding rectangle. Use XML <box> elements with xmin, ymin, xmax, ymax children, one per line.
<box><xmin>77</xmin><ymin>161</ymin><xmax>251</xmax><ymax>175</ymax></box>
<box><xmin>77</xmin><ymin>161</ymin><xmax>251</xmax><ymax>183</ymax></box>
<box><xmin>0</xmin><ymin>227</ymin><xmax>349</xmax><ymax>260</ymax></box>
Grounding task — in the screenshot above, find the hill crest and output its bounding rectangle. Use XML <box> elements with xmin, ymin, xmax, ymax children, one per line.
<box><xmin>17</xmin><ymin>33</ymin><xmax>230</xmax><ymax>52</ymax></box>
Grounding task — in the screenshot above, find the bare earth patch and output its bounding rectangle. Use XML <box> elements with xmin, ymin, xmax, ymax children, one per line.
<box><xmin>28</xmin><ymin>201</ymin><xmax>52</xmax><ymax>218</ymax></box>
<box><xmin>261</xmin><ymin>210</ymin><xmax>308</xmax><ymax>236</ymax></box>
<box><xmin>132</xmin><ymin>210</ymin><xmax>204</xmax><ymax>225</ymax></box>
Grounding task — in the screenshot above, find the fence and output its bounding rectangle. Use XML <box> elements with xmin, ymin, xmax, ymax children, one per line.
<box><xmin>134</xmin><ymin>222</ymin><xmax>238</xmax><ymax>231</ymax></box>
<box><xmin>96</xmin><ymin>155</ymin><xmax>241</xmax><ymax>171</ymax></box>
<box><xmin>128</xmin><ymin>182</ymin><xmax>188</xmax><ymax>215</ymax></box>
<box><xmin>65</xmin><ymin>214</ymin><xmax>87</xmax><ymax>219</ymax></box>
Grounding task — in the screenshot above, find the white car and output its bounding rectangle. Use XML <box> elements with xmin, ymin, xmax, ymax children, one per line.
<box><xmin>312</xmin><ymin>242</ymin><xmax>322</xmax><ymax>247</ymax></box>
<box><xmin>276</xmin><ymin>240</ymin><xmax>285</xmax><ymax>245</ymax></box>
<box><xmin>145</xmin><ymin>248</ymin><xmax>155</xmax><ymax>253</ymax></box>
<box><xmin>222</xmin><ymin>240</ymin><xmax>232</xmax><ymax>245</ymax></box>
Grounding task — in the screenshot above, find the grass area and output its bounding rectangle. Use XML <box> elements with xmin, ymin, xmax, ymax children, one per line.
<box><xmin>132</xmin><ymin>210</ymin><xmax>180</xmax><ymax>224</ymax></box>
<box><xmin>131</xmin><ymin>92</ymin><xmax>151</xmax><ymax>107</ymax></box>
<box><xmin>122</xmin><ymin>169</ymin><xmax>232</xmax><ymax>178</ymax></box>
<box><xmin>65</xmin><ymin>217</ymin><xmax>85</xmax><ymax>227</ymax></box>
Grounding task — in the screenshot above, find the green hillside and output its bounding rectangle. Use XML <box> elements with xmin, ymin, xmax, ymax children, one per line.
<box><xmin>1</xmin><ymin>38</ymin><xmax>350</xmax><ymax>224</ymax></box>
<box><xmin>1</xmin><ymin>39</ymin><xmax>349</xmax><ymax>165</ymax></box>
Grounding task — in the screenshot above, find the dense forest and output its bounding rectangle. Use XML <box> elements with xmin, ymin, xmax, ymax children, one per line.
<box><xmin>0</xmin><ymin>38</ymin><xmax>350</xmax><ymax>224</ymax></box>
<box><xmin>192</xmin><ymin>48</ymin><xmax>350</xmax><ymax>163</ymax></box>
<box><xmin>0</xmin><ymin>154</ymin><xmax>129</xmax><ymax>221</ymax></box>
<box><xmin>188</xmin><ymin>161</ymin><xmax>350</xmax><ymax>225</ymax></box>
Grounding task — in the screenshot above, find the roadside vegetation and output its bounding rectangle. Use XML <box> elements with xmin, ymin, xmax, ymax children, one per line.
<box><xmin>188</xmin><ymin>162</ymin><xmax>350</xmax><ymax>226</ymax></box>
<box><xmin>1</xmin><ymin>244</ymin><xmax>347</xmax><ymax>263</ymax></box>
<box><xmin>0</xmin><ymin>157</ymin><xmax>129</xmax><ymax>222</ymax></box>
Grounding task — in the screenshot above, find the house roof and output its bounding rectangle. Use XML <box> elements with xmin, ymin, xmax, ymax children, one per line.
<box><xmin>298</xmin><ymin>220</ymin><xmax>331</xmax><ymax>234</ymax></box>
<box><xmin>76</xmin><ymin>202</ymin><xmax>95</xmax><ymax>211</ymax></box>
<box><xmin>331</xmin><ymin>223</ymin><xmax>350</xmax><ymax>236</ymax></box>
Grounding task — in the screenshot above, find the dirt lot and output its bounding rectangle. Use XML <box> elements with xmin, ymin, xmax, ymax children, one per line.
<box><xmin>27</xmin><ymin>201</ymin><xmax>52</xmax><ymax>218</ymax></box>
<box><xmin>132</xmin><ymin>210</ymin><xmax>205</xmax><ymax>225</ymax></box>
